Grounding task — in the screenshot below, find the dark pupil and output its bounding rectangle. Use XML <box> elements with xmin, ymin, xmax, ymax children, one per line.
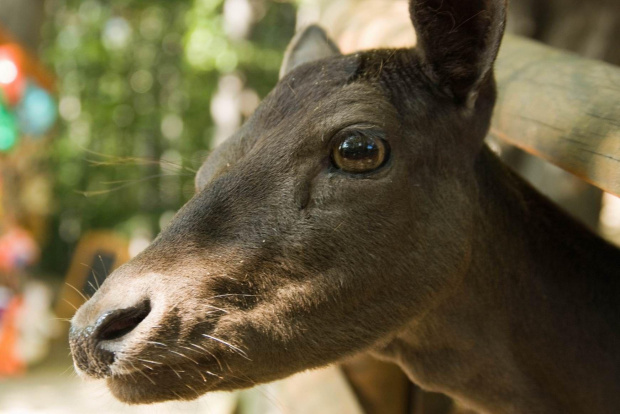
<box><xmin>339</xmin><ymin>134</ymin><xmax>378</xmax><ymax>161</ymax></box>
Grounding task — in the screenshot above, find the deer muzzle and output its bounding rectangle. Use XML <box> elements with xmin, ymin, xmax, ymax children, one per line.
<box><xmin>69</xmin><ymin>300</ymin><xmax>151</xmax><ymax>378</ymax></box>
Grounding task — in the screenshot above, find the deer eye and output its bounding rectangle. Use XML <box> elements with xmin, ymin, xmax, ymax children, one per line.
<box><xmin>331</xmin><ymin>129</ymin><xmax>390</xmax><ymax>173</ymax></box>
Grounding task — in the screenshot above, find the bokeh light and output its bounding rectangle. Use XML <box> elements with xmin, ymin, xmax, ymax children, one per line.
<box><xmin>17</xmin><ymin>83</ymin><xmax>58</xmax><ymax>137</ymax></box>
<box><xmin>0</xmin><ymin>106</ymin><xmax>18</xmax><ymax>152</ymax></box>
<box><xmin>0</xmin><ymin>59</ymin><xmax>18</xmax><ymax>85</ymax></box>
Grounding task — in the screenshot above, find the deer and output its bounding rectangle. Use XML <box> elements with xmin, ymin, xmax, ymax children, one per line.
<box><xmin>68</xmin><ymin>0</ymin><xmax>620</xmax><ymax>412</ymax></box>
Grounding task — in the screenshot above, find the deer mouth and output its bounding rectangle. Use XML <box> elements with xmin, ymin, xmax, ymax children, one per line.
<box><xmin>104</xmin><ymin>331</ymin><xmax>260</xmax><ymax>404</ymax></box>
<box><xmin>69</xmin><ymin>294</ymin><xmax>251</xmax><ymax>403</ymax></box>
<box><xmin>97</xmin><ymin>329</ymin><xmax>248</xmax><ymax>403</ymax></box>
<box><xmin>105</xmin><ymin>361</ymin><xmax>225</xmax><ymax>403</ymax></box>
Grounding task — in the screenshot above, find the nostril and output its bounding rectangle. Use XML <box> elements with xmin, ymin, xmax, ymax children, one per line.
<box><xmin>96</xmin><ymin>301</ymin><xmax>151</xmax><ymax>342</ymax></box>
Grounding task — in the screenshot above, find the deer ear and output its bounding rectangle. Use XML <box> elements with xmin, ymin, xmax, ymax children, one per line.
<box><xmin>410</xmin><ymin>0</ymin><xmax>507</xmax><ymax>107</ymax></box>
<box><xmin>279</xmin><ymin>25</ymin><xmax>341</xmax><ymax>79</ymax></box>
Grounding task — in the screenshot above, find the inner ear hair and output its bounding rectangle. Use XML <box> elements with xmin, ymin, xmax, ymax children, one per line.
<box><xmin>409</xmin><ymin>0</ymin><xmax>507</xmax><ymax>108</ymax></box>
<box><xmin>280</xmin><ymin>25</ymin><xmax>342</xmax><ymax>79</ymax></box>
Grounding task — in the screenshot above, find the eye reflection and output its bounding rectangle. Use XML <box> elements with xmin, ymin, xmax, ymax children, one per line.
<box><xmin>331</xmin><ymin>129</ymin><xmax>389</xmax><ymax>173</ymax></box>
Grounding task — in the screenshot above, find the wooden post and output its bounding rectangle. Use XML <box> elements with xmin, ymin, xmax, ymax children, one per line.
<box><xmin>491</xmin><ymin>35</ymin><xmax>620</xmax><ymax>197</ymax></box>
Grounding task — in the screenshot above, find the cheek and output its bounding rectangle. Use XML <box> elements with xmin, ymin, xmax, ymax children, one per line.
<box><xmin>304</xmin><ymin>178</ymin><xmax>472</xmax><ymax>301</ymax></box>
<box><xmin>283</xmin><ymin>179</ymin><xmax>410</xmax><ymax>270</ymax></box>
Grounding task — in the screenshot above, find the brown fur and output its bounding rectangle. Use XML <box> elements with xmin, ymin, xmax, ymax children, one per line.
<box><xmin>70</xmin><ymin>1</ymin><xmax>620</xmax><ymax>412</ymax></box>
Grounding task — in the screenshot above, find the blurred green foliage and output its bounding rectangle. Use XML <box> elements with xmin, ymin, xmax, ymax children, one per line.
<box><xmin>39</xmin><ymin>0</ymin><xmax>297</xmax><ymax>276</ymax></box>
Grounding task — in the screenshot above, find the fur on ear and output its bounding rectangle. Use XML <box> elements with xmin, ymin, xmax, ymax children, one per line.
<box><xmin>279</xmin><ymin>25</ymin><xmax>341</xmax><ymax>79</ymax></box>
<box><xmin>410</xmin><ymin>0</ymin><xmax>507</xmax><ymax>108</ymax></box>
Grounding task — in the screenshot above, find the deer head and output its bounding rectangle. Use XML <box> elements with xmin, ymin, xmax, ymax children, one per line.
<box><xmin>70</xmin><ymin>0</ymin><xmax>507</xmax><ymax>404</ymax></box>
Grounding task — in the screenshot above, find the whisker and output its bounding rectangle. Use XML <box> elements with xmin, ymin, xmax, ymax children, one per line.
<box><xmin>136</xmin><ymin>358</ymin><xmax>163</xmax><ymax>365</ymax></box>
<box><xmin>197</xmin><ymin>371</ymin><xmax>207</xmax><ymax>382</ymax></box>
<box><xmin>78</xmin><ymin>262</ymin><xmax>102</xmax><ymax>293</ymax></box>
<box><xmin>65</xmin><ymin>282</ymin><xmax>89</xmax><ymax>302</ymax></box>
<box><xmin>202</xmin><ymin>334</ymin><xmax>250</xmax><ymax>360</ymax></box>
<box><xmin>168</xmin><ymin>349</ymin><xmax>199</xmax><ymax>365</ymax></box>
<box><xmin>59</xmin><ymin>364</ymin><xmax>75</xmax><ymax>377</ymax></box>
<box><xmin>188</xmin><ymin>343</ymin><xmax>224</xmax><ymax>371</ymax></box>
<box><xmin>97</xmin><ymin>254</ymin><xmax>108</xmax><ymax>288</ymax></box>
<box><xmin>100</xmin><ymin>173</ymin><xmax>193</xmax><ymax>185</ymax></box>
<box><xmin>208</xmin><ymin>294</ymin><xmax>258</xmax><ymax>299</ymax></box>
<box><xmin>53</xmin><ymin>317</ymin><xmax>73</xmax><ymax>323</ymax></box>
<box><xmin>185</xmin><ymin>384</ymin><xmax>201</xmax><ymax>398</ymax></box>
<box><xmin>204</xmin><ymin>304</ymin><xmax>229</xmax><ymax>314</ymax></box>
<box><xmin>205</xmin><ymin>370</ymin><xmax>223</xmax><ymax>379</ymax></box>
<box><xmin>189</xmin><ymin>366</ymin><xmax>208</xmax><ymax>383</ymax></box>
<box><xmin>87</xmin><ymin>280</ymin><xmax>98</xmax><ymax>294</ymax></box>
<box><xmin>145</xmin><ymin>340</ymin><xmax>168</xmax><ymax>348</ymax></box>
<box><xmin>127</xmin><ymin>370</ymin><xmax>138</xmax><ymax>384</ymax></box>
<box><xmin>76</xmin><ymin>173</ymin><xmax>190</xmax><ymax>197</ymax></box>
<box><xmin>128</xmin><ymin>362</ymin><xmax>156</xmax><ymax>385</ymax></box>
<box><xmin>62</xmin><ymin>298</ymin><xmax>79</xmax><ymax>312</ymax></box>
<box><xmin>170</xmin><ymin>366</ymin><xmax>183</xmax><ymax>379</ymax></box>
<box><xmin>80</xmin><ymin>147</ymin><xmax>198</xmax><ymax>173</ymax></box>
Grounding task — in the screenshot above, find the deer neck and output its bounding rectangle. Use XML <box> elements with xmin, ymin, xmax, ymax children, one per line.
<box><xmin>374</xmin><ymin>147</ymin><xmax>620</xmax><ymax>414</ymax></box>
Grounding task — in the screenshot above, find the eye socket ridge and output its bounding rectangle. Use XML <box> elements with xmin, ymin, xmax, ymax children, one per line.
<box><xmin>329</xmin><ymin>126</ymin><xmax>391</xmax><ymax>174</ymax></box>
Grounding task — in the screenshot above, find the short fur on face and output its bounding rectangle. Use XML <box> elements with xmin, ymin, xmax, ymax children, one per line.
<box><xmin>70</xmin><ymin>0</ymin><xmax>509</xmax><ymax>404</ymax></box>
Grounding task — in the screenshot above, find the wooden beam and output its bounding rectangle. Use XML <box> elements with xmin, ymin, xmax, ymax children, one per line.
<box><xmin>491</xmin><ymin>35</ymin><xmax>620</xmax><ymax>197</ymax></box>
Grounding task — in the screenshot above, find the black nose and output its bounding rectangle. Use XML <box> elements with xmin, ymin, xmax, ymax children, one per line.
<box><xmin>95</xmin><ymin>302</ymin><xmax>152</xmax><ymax>341</ymax></box>
<box><xmin>69</xmin><ymin>301</ymin><xmax>151</xmax><ymax>378</ymax></box>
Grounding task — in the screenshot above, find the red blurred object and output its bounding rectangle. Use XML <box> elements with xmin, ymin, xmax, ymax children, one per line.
<box><xmin>0</xmin><ymin>45</ymin><xmax>26</xmax><ymax>106</ymax></box>
<box><xmin>0</xmin><ymin>227</ymin><xmax>39</xmax><ymax>273</ymax></box>
<box><xmin>0</xmin><ymin>26</ymin><xmax>55</xmax><ymax>94</ymax></box>
<box><xmin>0</xmin><ymin>295</ymin><xmax>25</xmax><ymax>377</ymax></box>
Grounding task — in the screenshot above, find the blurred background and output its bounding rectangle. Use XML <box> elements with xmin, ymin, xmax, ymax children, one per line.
<box><xmin>0</xmin><ymin>0</ymin><xmax>618</xmax><ymax>413</ymax></box>
<box><xmin>1</xmin><ymin>0</ymin><xmax>297</xmax><ymax>412</ymax></box>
